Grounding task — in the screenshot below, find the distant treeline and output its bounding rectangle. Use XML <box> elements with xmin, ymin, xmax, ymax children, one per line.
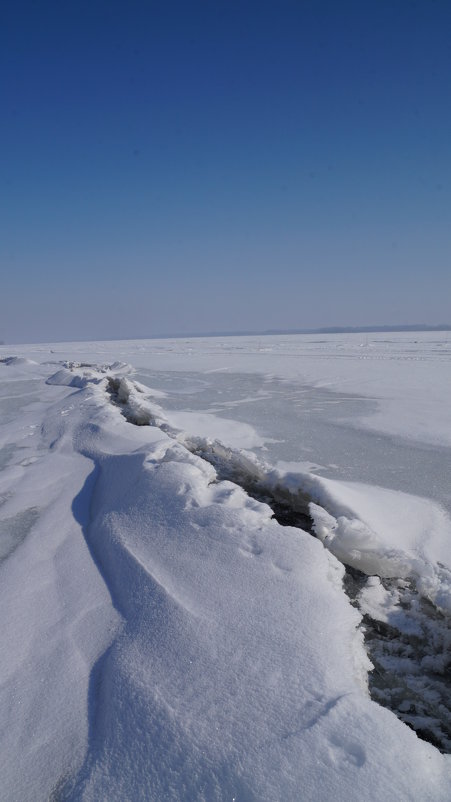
<box><xmin>263</xmin><ymin>324</ymin><xmax>451</xmax><ymax>335</ymax></box>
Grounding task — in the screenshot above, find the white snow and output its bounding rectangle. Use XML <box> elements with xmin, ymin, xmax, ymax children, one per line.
<box><xmin>308</xmin><ymin>480</ymin><xmax>451</xmax><ymax>613</ymax></box>
<box><xmin>1</xmin><ymin>332</ymin><xmax>451</xmax><ymax>800</ymax></box>
<box><xmin>17</xmin><ymin>330</ymin><xmax>451</xmax><ymax>445</ymax></box>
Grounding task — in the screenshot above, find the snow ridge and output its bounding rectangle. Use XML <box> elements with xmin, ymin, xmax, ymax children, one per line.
<box><xmin>99</xmin><ymin>368</ymin><xmax>451</xmax><ymax>753</ymax></box>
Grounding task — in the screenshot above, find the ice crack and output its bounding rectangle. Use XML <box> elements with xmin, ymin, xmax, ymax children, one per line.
<box><xmin>103</xmin><ymin>370</ymin><xmax>451</xmax><ymax>753</ymax></box>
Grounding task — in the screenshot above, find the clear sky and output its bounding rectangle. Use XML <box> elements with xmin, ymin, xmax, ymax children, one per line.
<box><xmin>1</xmin><ymin>0</ymin><xmax>450</xmax><ymax>343</ymax></box>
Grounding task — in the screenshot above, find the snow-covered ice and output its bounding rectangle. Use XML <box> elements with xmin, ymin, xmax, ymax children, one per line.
<box><xmin>1</xmin><ymin>332</ymin><xmax>451</xmax><ymax>800</ymax></box>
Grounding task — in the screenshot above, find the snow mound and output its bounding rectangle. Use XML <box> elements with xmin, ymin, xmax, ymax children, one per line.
<box><xmin>0</xmin><ymin>356</ymin><xmax>37</xmax><ymax>366</ymax></box>
<box><xmin>46</xmin><ymin>361</ymin><xmax>137</xmax><ymax>389</ymax></box>
<box><xmin>46</xmin><ymin>368</ymin><xmax>102</xmax><ymax>388</ymax></box>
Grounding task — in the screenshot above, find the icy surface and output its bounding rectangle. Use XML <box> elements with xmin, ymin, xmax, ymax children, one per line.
<box><xmin>1</xmin><ymin>333</ymin><xmax>451</xmax><ymax>800</ymax></box>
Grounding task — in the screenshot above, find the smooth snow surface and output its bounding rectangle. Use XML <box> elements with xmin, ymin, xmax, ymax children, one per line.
<box><xmin>1</xmin><ymin>332</ymin><xmax>451</xmax><ymax>800</ymax></box>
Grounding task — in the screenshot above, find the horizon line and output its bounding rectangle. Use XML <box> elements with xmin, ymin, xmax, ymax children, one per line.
<box><xmin>2</xmin><ymin>323</ymin><xmax>451</xmax><ymax>347</ymax></box>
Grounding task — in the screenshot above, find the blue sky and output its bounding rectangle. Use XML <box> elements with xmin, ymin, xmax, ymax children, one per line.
<box><xmin>1</xmin><ymin>1</ymin><xmax>450</xmax><ymax>343</ymax></box>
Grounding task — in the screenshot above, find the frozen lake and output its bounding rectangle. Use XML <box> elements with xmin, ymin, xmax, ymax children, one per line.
<box><xmin>134</xmin><ymin>366</ymin><xmax>451</xmax><ymax>515</ymax></box>
<box><xmin>1</xmin><ymin>332</ymin><xmax>451</xmax><ymax>801</ymax></box>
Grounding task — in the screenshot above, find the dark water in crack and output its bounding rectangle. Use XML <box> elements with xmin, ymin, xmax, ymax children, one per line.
<box><xmin>106</xmin><ymin>377</ymin><xmax>451</xmax><ymax>753</ymax></box>
<box><xmin>200</xmin><ymin>451</ymin><xmax>451</xmax><ymax>753</ymax></box>
<box><xmin>360</xmin><ymin>580</ymin><xmax>451</xmax><ymax>752</ymax></box>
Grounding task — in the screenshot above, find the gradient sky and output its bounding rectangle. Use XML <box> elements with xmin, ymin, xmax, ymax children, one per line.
<box><xmin>1</xmin><ymin>0</ymin><xmax>450</xmax><ymax>343</ymax></box>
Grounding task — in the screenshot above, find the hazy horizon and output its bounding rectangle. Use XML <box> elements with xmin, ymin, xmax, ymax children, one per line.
<box><xmin>3</xmin><ymin>322</ymin><xmax>451</xmax><ymax>348</ymax></box>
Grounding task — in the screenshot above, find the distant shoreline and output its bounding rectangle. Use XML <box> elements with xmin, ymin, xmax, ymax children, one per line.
<box><xmin>150</xmin><ymin>324</ymin><xmax>451</xmax><ymax>339</ymax></box>
<box><xmin>2</xmin><ymin>324</ymin><xmax>451</xmax><ymax>347</ymax></box>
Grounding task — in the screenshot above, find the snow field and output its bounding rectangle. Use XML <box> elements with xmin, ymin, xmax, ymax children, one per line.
<box><xmin>1</xmin><ymin>339</ymin><xmax>451</xmax><ymax>800</ymax></box>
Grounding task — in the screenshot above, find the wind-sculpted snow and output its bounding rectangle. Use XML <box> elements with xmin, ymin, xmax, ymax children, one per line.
<box><xmin>0</xmin><ymin>361</ymin><xmax>121</xmax><ymax>802</ymax></box>
<box><xmin>0</xmin><ymin>506</ymin><xmax>40</xmax><ymax>562</ymax></box>
<box><xmin>1</xmin><ymin>345</ymin><xmax>451</xmax><ymax>800</ymax></box>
